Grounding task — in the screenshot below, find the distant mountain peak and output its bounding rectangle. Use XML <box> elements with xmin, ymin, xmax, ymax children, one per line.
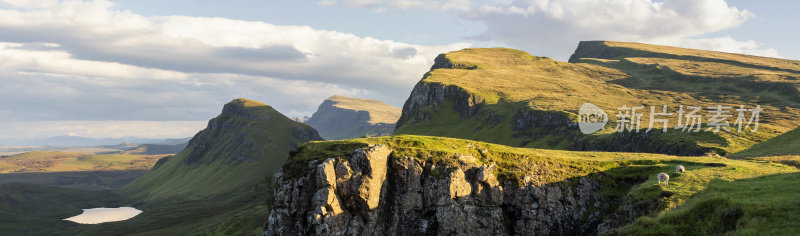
<box><xmin>323</xmin><ymin>95</ymin><xmax>401</xmax><ymax>125</ymax></box>
<box><xmin>305</xmin><ymin>95</ymin><xmax>401</xmax><ymax>140</ymax></box>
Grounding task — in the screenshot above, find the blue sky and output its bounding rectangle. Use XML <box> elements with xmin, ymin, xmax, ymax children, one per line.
<box><xmin>0</xmin><ymin>0</ymin><xmax>796</xmax><ymax>140</ymax></box>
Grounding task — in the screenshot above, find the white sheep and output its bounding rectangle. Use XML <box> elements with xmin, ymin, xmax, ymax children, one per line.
<box><xmin>657</xmin><ymin>172</ymin><xmax>669</xmax><ymax>186</ymax></box>
<box><xmin>676</xmin><ymin>165</ymin><xmax>685</xmax><ymax>173</ymax></box>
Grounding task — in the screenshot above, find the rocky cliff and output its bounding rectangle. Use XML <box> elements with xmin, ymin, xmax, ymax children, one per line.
<box><xmin>263</xmin><ymin>136</ymin><xmax>672</xmax><ymax>235</ymax></box>
<box><xmin>394</xmin><ymin>43</ymin><xmax>800</xmax><ymax>156</ymax></box>
<box><xmin>306</xmin><ymin>95</ymin><xmax>401</xmax><ymax>140</ymax></box>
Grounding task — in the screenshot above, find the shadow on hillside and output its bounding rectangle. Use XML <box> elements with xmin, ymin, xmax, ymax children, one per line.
<box><xmin>0</xmin><ymin>170</ymin><xmax>148</xmax><ymax>191</ymax></box>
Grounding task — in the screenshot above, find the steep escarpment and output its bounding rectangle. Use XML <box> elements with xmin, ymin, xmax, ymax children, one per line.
<box><xmin>267</xmin><ymin>138</ymin><xmax>611</xmax><ymax>235</ymax></box>
<box><xmin>306</xmin><ymin>95</ymin><xmax>401</xmax><ymax>140</ymax></box>
<box><xmin>264</xmin><ymin>135</ymin><xmax>798</xmax><ymax>235</ymax></box>
<box><xmin>395</xmin><ymin>44</ymin><xmax>800</xmax><ymax>156</ymax></box>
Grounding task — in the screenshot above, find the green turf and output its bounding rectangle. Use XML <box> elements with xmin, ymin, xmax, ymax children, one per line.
<box><xmin>730</xmin><ymin>127</ymin><xmax>800</xmax><ymax>158</ymax></box>
<box><xmin>619</xmin><ymin>172</ymin><xmax>800</xmax><ymax>235</ymax></box>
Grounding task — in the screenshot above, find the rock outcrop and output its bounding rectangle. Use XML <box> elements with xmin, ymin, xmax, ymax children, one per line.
<box><xmin>305</xmin><ymin>95</ymin><xmax>402</xmax><ymax>140</ymax></box>
<box><xmin>266</xmin><ymin>144</ymin><xmax>612</xmax><ymax>235</ymax></box>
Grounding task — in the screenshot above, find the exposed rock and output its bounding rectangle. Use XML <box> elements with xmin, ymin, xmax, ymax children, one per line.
<box><xmin>266</xmin><ymin>145</ymin><xmax>611</xmax><ymax>235</ymax></box>
<box><xmin>430</xmin><ymin>53</ymin><xmax>478</xmax><ymax>70</ymax></box>
<box><xmin>395</xmin><ymin>81</ymin><xmax>486</xmax><ymax>128</ymax></box>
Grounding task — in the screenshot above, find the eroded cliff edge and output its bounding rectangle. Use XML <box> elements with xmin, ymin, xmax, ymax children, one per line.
<box><xmin>264</xmin><ymin>137</ymin><xmax>656</xmax><ymax>235</ymax></box>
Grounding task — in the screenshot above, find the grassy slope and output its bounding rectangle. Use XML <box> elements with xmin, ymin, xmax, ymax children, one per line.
<box><xmin>328</xmin><ymin>95</ymin><xmax>401</xmax><ymax>125</ymax></box>
<box><xmin>621</xmin><ymin>172</ymin><xmax>800</xmax><ymax>235</ymax></box>
<box><xmin>0</xmin><ymin>151</ymin><xmax>164</xmax><ymax>173</ymax></box>
<box><xmin>123</xmin><ymin>98</ymin><xmax>317</xmax><ymax>203</ymax></box>
<box><xmin>74</xmin><ymin>98</ymin><xmax>320</xmax><ymax>235</ymax></box>
<box><xmin>730</xmin><ymin>127</ymin><xmax>800</xmax><ymax>158</ymax></box>
<box><xmin>287</xmin><ymin>135</ymin><xmax>798</xmax><ymax>234</ymax></box>
<box><xmin>395</xmin><ymin>43</ymin><xmax>800</xmax><ymax>155</ymax></box>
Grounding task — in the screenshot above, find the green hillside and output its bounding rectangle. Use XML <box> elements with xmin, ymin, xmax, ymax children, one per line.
<box><xmin>124</xmin><ymin>98</ymin><xmax>321</xmax><ymax>202</ymax></box>
<box><xmin>730</xmin><ymin>127</ymin><xmax>800</xmax><ymax>158</ymax></box>
<box><xmin>72</xmin><ymin>98</ymin><xmax>322</xmax><ymax>235</ymax></box>
<box><xmin>620</xmin><ymin>171</ymin><xmax>800</xmax><ymax>235</ymax></box>
<box><xmin>278</xmin><ymin>135</ymin><xmax>798</xmax><ymax>234</ymax></box>
<box><xmin>395</xmin><ymin>42</ymin><xmax>800</xmax><ymax>156</ymax></box>
<box><xmin>305</xmin><ymin>95</ymin><xmax>401</xmax><ymax>140</ymax></box>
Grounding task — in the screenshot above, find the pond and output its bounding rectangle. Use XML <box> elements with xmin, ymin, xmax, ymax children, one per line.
<box><xmin>63</xmin><ymin>207</ymin><xmax>142</xmax><ymax>224</ymax></box>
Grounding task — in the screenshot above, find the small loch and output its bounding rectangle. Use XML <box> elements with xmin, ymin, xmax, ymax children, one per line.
<box><xmin>64</xmin><ymin>207</ymin><xmax>142</xmax><ymax>224</ymax></box>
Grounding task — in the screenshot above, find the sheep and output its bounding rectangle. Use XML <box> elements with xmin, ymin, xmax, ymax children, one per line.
<box><xmin>676</xmin><ymin>165</ymin><xmax>686</xmax><ymax>173</ymax></box>
<box><xmin>657</xmin><ymin>172</ymin><xmax>669</xmax><ymax>186</ymax></box>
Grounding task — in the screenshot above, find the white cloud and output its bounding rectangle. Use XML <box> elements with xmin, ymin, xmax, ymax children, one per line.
<box><xmin>0</xmin><ymin>0</ymin><xmax>468</xmax><ymax>88</ymax></box>
<box><xmin>0</xmin><ymin>0</ymin><xmax>470</xmax><ymax>139</ymax></box>
<box><xmin>0</xmin><ymin>42</ymin><xmax>188</xmax><ymax>80</ymax></box>
<box><xmin>459</xmin><ymin>0</ymin><xmax>765</xmax><ymax>59</ymax></box>
<box><xmin>318</xmin><ymin>0</ymin><xmax>472</xmax><ymax>11</ymax></box>
<box><xmin>317</xmin><ymin>0</ymin><xmax>778</xmax><ymax>60</ymax></box>
<box><xmin>674</xmin><ymin>36</ymin><xmax>781</xmax><ymax>58</ymax></box>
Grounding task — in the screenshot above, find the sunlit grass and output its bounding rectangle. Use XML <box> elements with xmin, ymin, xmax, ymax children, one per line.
<box><xmin>0</xmin><ymin>151</ymin><xmax>163</xmax><ymax>173</ymax></box>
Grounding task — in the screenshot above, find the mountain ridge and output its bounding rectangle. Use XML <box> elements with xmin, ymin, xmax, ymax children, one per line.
<box><xmin>395</xmin><ymin>42</ymin><xmax>800</xmax><ymax>156</ymax></box>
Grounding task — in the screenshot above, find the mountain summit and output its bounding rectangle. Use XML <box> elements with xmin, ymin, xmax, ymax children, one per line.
<box><xmin>395</xmin><ymin>42</ymin><xmax>800</xmax><ymax>155</ymax></box>
<box><xmin>305</xmin><ymin>95</ymin><xmax>401</xmax><ymax>140</ymax></box>
<box><xmin>124</xmin><ymin>98</ymin><xmax>322</xmax><ymax>202</ymax></box>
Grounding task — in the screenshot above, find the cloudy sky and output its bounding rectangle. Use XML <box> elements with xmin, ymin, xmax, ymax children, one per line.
<box><xmin>0</xmin><ymin>0</ymin><xmax>796</xmax><ymax>141</ymax></box>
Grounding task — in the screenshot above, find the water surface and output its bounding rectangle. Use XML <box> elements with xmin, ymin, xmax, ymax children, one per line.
<box><xmin>64</xmin><ymin>207</ymin><xmax>142</xmax><ymax>224</ymax></box>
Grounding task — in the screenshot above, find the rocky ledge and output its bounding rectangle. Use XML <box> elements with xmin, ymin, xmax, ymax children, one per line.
<box><xmin>265</xmin><ymin>144</ymin><xmax>615</xmax><ymax>235</ymax></box>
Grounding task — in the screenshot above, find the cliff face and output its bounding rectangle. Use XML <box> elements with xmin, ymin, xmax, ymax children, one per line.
<box><xmin>265</xmin><ymin>138</ymin><xmax>639</xmax><ymax>235</ymax></box>
<box><xmin>306</xmin><ymin>95</ymin><xmax>401</xmax><ymax>140</ymax></box>
<box><xmin>394</xmin><ymin>43</ymin><xmax>800</xmax><ymax>156</ymax></box>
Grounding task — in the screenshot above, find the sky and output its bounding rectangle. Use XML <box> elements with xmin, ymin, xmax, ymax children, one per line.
<box><xmin>0</xmin><ymin>0</ymin><xmax>797</xmax><ymax>140</ymax></box>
